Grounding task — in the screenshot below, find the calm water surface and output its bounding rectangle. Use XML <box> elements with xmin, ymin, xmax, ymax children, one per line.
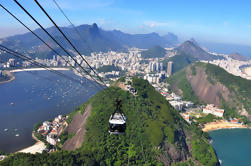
<box><xmin>0</xmin><ymin>70</ymin><xmax>100</xmax><ymax>153</ymax></box>
<box><xmin>209</xmin><ymin>129</ymin><xmax>251</xmax><ymax>166</ymax></box>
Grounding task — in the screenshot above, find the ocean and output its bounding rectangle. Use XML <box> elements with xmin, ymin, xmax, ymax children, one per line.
<box><xmin>0</xmin><ymin>70</ymin><xmax>100</xmax><ymax>153</ymax></box>
<box><xmin>209</xmin><ymin>129</ymin><xmax>251</xmax><ymax>166</ymax></box>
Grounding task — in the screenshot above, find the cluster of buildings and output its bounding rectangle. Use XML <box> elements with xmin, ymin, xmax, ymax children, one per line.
<box><xmin>99</xmin><ymin>71</ymin><xmax>120</xmax><ymax>78</ymax></box>
<box><xmin>1</xmin><ymin>47</ymin><xmax>176</xmax><ymax>84</ymax></box>
<box><xmin>203</xmin><ymin>104</ymin><xmax>225</xmax><ymax>117</ymax></box>
<box><xmin>143</xmin><ymin>61</ymin><xmax>173</xmax><ymax>84</ymax></box>
<box><xmin>149</xmin><ymin>81</ymin><xmax>194</xmax><ymax>123</ymax></box>
<box><xmin>164</xmin><ymin>92</ymin><xmax>193</xmax><ymax>111</ymax></box>
<box><xmin>0</xmin><ymin>58</ymin><xmax>16</xmax><ymax>68</ymax></box>
<box><xmin>87</xmin><ymin>48</ymin><xmax>144</xmax><ymax>75</ymax></box>
<box><xmin>37</xmin><ymin>115</ymin><xmax>66</xmax><ymax>146</ymax></box>
<box><xmin>151</xmin><ymin>81</ymin><xmax>194</xmax><ymax>111</ymax></box>
<box><xmin>202</xmin><ymin>53</ymin><xmax>251</xmax><ymax>80</ymax></box>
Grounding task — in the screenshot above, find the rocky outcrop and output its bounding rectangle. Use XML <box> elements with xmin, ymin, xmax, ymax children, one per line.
<box><xmin>63</xmin><ymin>104</ymin><xmax>92</xmax><ymax>150</ymax></box>
<box><xmin>186</xmin><ymin>66</ymin><xmax>233</xmax><ymax>107</ymax></box>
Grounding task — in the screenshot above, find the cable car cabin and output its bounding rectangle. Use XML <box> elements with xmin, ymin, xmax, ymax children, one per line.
<box><xmin>108</xmin><ymin>113</ymin><xmax>126</xmax><ymax>134</ymax></box>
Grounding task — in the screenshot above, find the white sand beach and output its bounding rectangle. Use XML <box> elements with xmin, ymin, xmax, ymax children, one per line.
<box><xmin>18</xmin><ymin>141</ymin><xmax>46</xmax><ymax>154</ymax></box>
<box><xmin>202</xmin><ymin>120</ymin><xmax>247</xmax><ymax>132</ymax></box>
<box><xmin>10</xmin><ymin>67</ymin><xmax>70</xmax><ymax>73</ymax></box>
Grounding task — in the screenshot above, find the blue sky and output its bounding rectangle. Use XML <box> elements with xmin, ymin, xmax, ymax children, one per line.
<box><xmin>1</xmin><ymin>0</ymin><xmax>251</xmax><ymax>46</ymax></box>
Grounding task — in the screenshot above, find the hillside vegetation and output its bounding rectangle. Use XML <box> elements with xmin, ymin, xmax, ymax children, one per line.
<box><xmin>162</xmin><ymin>52</ymin><xmax>197</xmax><ymax>74</ymax></box>
<box><xmin>1</xmin><ymin>78</ymin><xmax>218</xmax><ymax>166</ymax></box>
<box><xmin>141</xmin><ymin>45</ymin><xmax>167</xmax><ymax>58</ymax></box>
<box><xmin>167</xmin><ymin>62</ymin><xmax>251</xmax><ymax>121</ymax></box>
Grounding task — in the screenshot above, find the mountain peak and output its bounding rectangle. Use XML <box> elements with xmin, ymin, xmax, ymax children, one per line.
<box><xmin>189</xmin><ymin>38</ymin><xmax>199</xmax><ymax>46</ymax></box>
<box><xmin>176</xmin><ymin>41</ymin><xmax>224</xmax><ymax>61</ymax></box>
<box><xmin>91</xmin><ymin>23</ymin><xmax>98</xmax><ymax>29</ymax></box>
<box><xmin>89</xmin><ymin>23</ymin><xmax>99</xmax><ymax>36</ymax></box>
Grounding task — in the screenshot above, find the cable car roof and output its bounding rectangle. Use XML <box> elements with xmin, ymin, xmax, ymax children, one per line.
<box><xmin>109</xmin><ymin>113</ymin><xmax>126</xmax><ymax>124</ymax></box>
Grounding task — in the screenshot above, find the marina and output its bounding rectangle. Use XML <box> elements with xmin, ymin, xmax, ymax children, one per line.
<box><xmin>0</xmin><ymin>70</ymin><xmax>100</xmax><ymax>153</ymax></box>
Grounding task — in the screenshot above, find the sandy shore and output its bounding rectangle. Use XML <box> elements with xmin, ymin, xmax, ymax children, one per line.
<box><xmin>10</xmin><ymin>67</ymin><xmax>70</xmax><ymax>73</ymax></box>
<box><xmin>0</xmin><ymin>68</ymin><xmax>70</xmax><ymax>84</ymax></box>
<box><xmin>18</xmin><ymin>141</ymin><xmax>46</xmax><ymax>154</ymax></box>
<box><xmin>17</xmin><ymin>132</ymin><xmax>46</xmax><ymax>154</ymax></box>
<box><xmin>202</xmin><ymin>120</ymin><xmax>247</xmax><ymax>132</ymax></box>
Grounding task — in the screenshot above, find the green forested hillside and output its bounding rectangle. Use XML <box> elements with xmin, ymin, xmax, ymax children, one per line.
<box><xmin>162</xmin><ymin>52</ymin><xmax>197</xmax><ymax>74</ymax></box>
<box><xmin>167</xmin><ymin>62</ymin><xmax>251</xmax><ymax>120</ymax></box>
<box><xmin>1</xmin><ymin>78</ymin><xmax>218</xmax><ymax>166</ymax></box>
<box><xmin>166</xmin><ymin>69</ymin><xmax>200</xmax><ymax>104</ymax></box>
<box><xmin>141</xmin><ymin>45</ymin><xmax>167</xmax><ymax>58</ymax></box>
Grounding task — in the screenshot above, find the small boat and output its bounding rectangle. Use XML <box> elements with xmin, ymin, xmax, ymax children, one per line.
<box><xmin>15</xmin><ymin>134</ymin><xmax>19</xmax><ymax>137</ymax></box>
<box><xmin>4</xmin><ymin>128</ymin><xmax>8</xmax><ymax>132</ymax></box>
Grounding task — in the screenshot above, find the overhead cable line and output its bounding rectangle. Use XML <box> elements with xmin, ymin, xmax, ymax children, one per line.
<box><xmin>33</xmin><ymin>0</ymin><xmax>107</xmax><ymax>87</ymax></box>
<box><xmin>0</xmin><ymin>58</ymin><xmax>54</xmax><ymax>82</ymax></box>
<box><xmin>0</xmin><ymin>44</ymin><xmax>85</xmax><ymax>85</ymax></box>
<box><xmin>13</xmin><ymin>0</ymin><xmax>104</xmax><ymax>89</ymax></box>
<box><xmin>52</xmin><ymin>0</ymin><xmax>94</xmax><ymax>56</ymax></box>
<box><xmin>0</xmin><ymin>4</ymin><xmax>83</xmax><ymax>78</ymax></box>
<box><xmin>0</xmin><ymin>3</ymin><xmax>103</xmax><ymax>91</ymax></box>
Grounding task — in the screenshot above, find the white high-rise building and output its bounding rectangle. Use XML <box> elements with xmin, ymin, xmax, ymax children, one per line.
<box><xmin>156</xmin><ymin>62</ymin><xmax>159</xmax><ymax>72</ymax></box>
<box><xmin>150</xmin><ymin>62</ymin><xmax>156</xmax><ymax>72</ymax></box>
<box><xmin>167</xmin><ymin>61</ymin><xmax>173</xmax><ymax>76</ymax></box>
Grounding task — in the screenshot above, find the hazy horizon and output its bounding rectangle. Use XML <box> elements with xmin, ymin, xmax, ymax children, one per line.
<box><xmin>1</xmin><ymin>0</ymin><xmax>251</xmax><ymax>47</ymax></box>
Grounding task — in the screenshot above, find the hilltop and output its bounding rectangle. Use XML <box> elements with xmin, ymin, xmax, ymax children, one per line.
<box><xmin>175</xmin><ymin>41</ymin><xmax>225</xmax><ymax>61</ymax></box>
<box><xmin>167</xmin><ymin>62</ymin><xmax>251</xmax><ymax>121</ymax></box>
<box><xmin>161</xmin><ymin>41</ymin><xmax>225</xmax><ymax>74</ymax></box>
<box><xmin>141</xmin><ymin>45</ymin><xmax>167</xmax><ymax>58</ymax></box>
<box><xmin>1</xmin><ymin>77</ymin><xmax>219</xmax><ymax>166</ymax></box>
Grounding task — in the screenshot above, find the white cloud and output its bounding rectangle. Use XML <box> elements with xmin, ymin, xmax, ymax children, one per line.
<box><xmin>143</xmin><ymin>20</ymin><xmax>175</xmax><ymax>28</ymax></box>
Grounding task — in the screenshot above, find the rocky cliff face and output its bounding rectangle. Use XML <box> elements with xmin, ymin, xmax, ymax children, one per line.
<box><xmin>168</xmin><ymin>62</ymin><xmax>251</xmax><ymax>120</ymax></box>
<box><xmin>186</xmin><ymin>66</ymin><xmax>233</xmax><ymax>107</ymax></box>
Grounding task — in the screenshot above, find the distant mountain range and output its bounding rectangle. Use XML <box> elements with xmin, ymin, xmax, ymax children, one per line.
<box><xmin>0</xmin><ymin>23</ymin><xmax>179</xmax><ymax>59</ymax></box>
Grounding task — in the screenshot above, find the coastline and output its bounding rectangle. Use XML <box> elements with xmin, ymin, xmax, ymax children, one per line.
<box><xmin>17</xmin><ymin>132</ymin><xmax>45</xmax><ymax>154</ymax></box>
<box><xmin>202</xmin><ymin>120</ymin><xmax>247</xmax><ymax>132</ymax></box>
<box><xmin>0</xmin><ymin>68</ymin><xmax>70</xmax><ymax>84</ymax></box>
<box><xmin>10</xmin><ymin>67</ymin><xmax>70</xmax><ymax>73</ymax></box>
<box><xmin>0</xmin><ymin>71</ymin><xmax>15</xmax><ymax>84</ymax></box>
